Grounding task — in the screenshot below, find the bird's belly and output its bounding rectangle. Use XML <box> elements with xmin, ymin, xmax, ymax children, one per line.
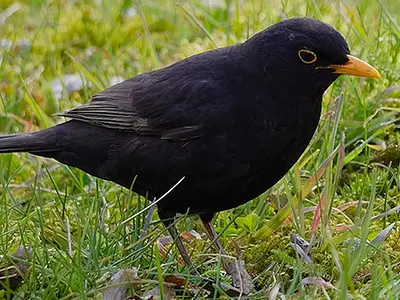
<box><xmin>160</xmin><ymin>127</ymin><xmax>315</xmax><ymax>216</ymax></box>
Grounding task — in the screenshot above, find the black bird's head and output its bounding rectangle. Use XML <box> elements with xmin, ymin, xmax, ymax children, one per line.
<box><xmin>244</xmin><ymin>17</ymin><xmax>380</xmax><ymax>98</ymax></box>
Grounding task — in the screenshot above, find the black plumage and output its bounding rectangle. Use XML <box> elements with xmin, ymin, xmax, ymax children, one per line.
<box><xmin>0</xmin><ymin>17</ymin><xmax>380</xmax><ymax>292</ymax></box>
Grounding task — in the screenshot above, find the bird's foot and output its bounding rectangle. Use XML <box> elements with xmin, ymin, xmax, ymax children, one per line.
<box><xmin>225</xmin><ymin>259</ymin><xmax>254</xmax><ymax>295</ymax></box>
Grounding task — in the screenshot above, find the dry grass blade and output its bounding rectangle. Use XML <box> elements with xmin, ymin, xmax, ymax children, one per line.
<box><xmin>0</xmin><ymin>3</ymin><xmax>20</xmax><ymax>25</ymax></box>
<box><xmin>302</xmin><ymin>277</ymin><xmax>336</xmax><ymax>289</ymax></box>
<box><xmin>370</xmin><ymin>222</ymin><xmax>395</xmax><ymax>247</ymax></box>
<box><xmin>371</xmin><ymin>206</ymin><xmax>400</xmax><ymax>221</ymax></box>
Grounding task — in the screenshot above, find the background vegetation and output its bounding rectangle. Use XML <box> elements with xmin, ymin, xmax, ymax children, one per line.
<box><xmin>0</xmin><ymin>0</ymin><xmax>399</xmax><ymax>298</ymax></box>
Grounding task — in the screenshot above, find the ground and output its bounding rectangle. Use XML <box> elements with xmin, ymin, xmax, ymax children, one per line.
<box><xmin>0</xmin><ymin>0</ymin><xmax>399</xmax><ymax>299</ymax></box>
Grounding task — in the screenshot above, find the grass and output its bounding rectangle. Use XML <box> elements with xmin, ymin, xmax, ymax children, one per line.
<box><xmin>0</xmin><ymin>0</ymin><xmax>399</xmax><ymax>298</ymax></box>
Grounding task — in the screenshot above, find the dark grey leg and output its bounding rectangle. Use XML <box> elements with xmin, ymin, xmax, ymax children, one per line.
<box><xmin>201</xmin><ymin>214</ymin><xmax>254</xmax><ymax>295</ymax></box>
<box><xmin>163</xmin><ymin>219</ymin><xmax>200</xmax><ymax>276</ymax></box>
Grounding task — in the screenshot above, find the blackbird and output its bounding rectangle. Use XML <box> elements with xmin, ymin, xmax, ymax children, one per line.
<box><xmin>0</xmin><ymin>17</ymin><xmax>380</xmax><ymax>293</ymax></box>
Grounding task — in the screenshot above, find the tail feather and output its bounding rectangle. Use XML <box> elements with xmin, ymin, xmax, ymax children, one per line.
<box><xmin>0</xmin><ymin>130</ymin><xmax>59</xmax><ymax>154</ymax></box>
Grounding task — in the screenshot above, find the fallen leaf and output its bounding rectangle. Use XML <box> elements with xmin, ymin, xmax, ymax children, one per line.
<box><xmin>102</xmin><ymin>268</ymin><xmax>139</xmax><ymax>300</ymax></box>
<box><xmin>268</xmin><ymin>282</ymin><xmax>281</xmax><ymax>300</ymax></box>
<box><xmin>144</xmin><ymin>285</ymin><xmax>176</xmax><ymax>300</ymax></box>
<box><xmin>0</xmin><ymin>245</ymin><xmax>31</xmax><ymax>290</ymax></box>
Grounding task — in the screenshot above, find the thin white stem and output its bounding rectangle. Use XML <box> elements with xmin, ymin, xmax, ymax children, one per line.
<box><xmin>119</xmin><ymin>176</ymin><xmax>185</xmax><ymax>226</ymax></box>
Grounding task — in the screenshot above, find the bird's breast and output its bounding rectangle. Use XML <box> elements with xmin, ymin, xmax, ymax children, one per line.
<box><xmin>185</xmin><ymin>100</ymin><xmax>321</xmax><ymax>211</ymax></box>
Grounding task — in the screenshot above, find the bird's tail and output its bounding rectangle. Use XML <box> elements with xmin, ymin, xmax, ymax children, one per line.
<box><xmin>0</xmin><ymin>129</ymin><xmax>59</xmax><ymax>154</ymax></box>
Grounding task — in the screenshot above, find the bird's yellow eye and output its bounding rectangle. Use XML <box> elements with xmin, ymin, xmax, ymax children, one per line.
<box><xmin>298</xmin><ymin>49</ymin><xmax>317</xmax><ymax>64</ymax></box>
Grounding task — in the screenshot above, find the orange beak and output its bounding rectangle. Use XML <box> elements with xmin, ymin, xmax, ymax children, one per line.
<box><xmin>325</xmin><ymin>55</ymin><xmax>381</xmax><ymax>79</ymax></box>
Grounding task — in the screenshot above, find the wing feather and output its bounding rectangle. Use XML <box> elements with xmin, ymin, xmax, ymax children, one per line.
<box><xmin>56</xmin><ymin>52</ymin><xmax>232</xmax><ymax>141</ymax></box>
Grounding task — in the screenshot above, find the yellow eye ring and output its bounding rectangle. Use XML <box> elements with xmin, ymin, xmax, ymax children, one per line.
<box><xmin>298</xmin><ymin>49</ymin><xmax>317</xmax><ymax>64</ymax></box>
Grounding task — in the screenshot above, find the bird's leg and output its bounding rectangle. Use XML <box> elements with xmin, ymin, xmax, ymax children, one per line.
<box><xmin>201</xmin><ymin>214</ymin><xmax>254</xmax><ymax>295</ymax></box>
<box><xmin>162</xmin><ymin>218</ymin><xmax>200</xmax><ymax>276</ymax></box>
<box><xmin>201</xmin><ymin>216</ymin><xmax>229</xmax><ymax>267</ymax></box>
